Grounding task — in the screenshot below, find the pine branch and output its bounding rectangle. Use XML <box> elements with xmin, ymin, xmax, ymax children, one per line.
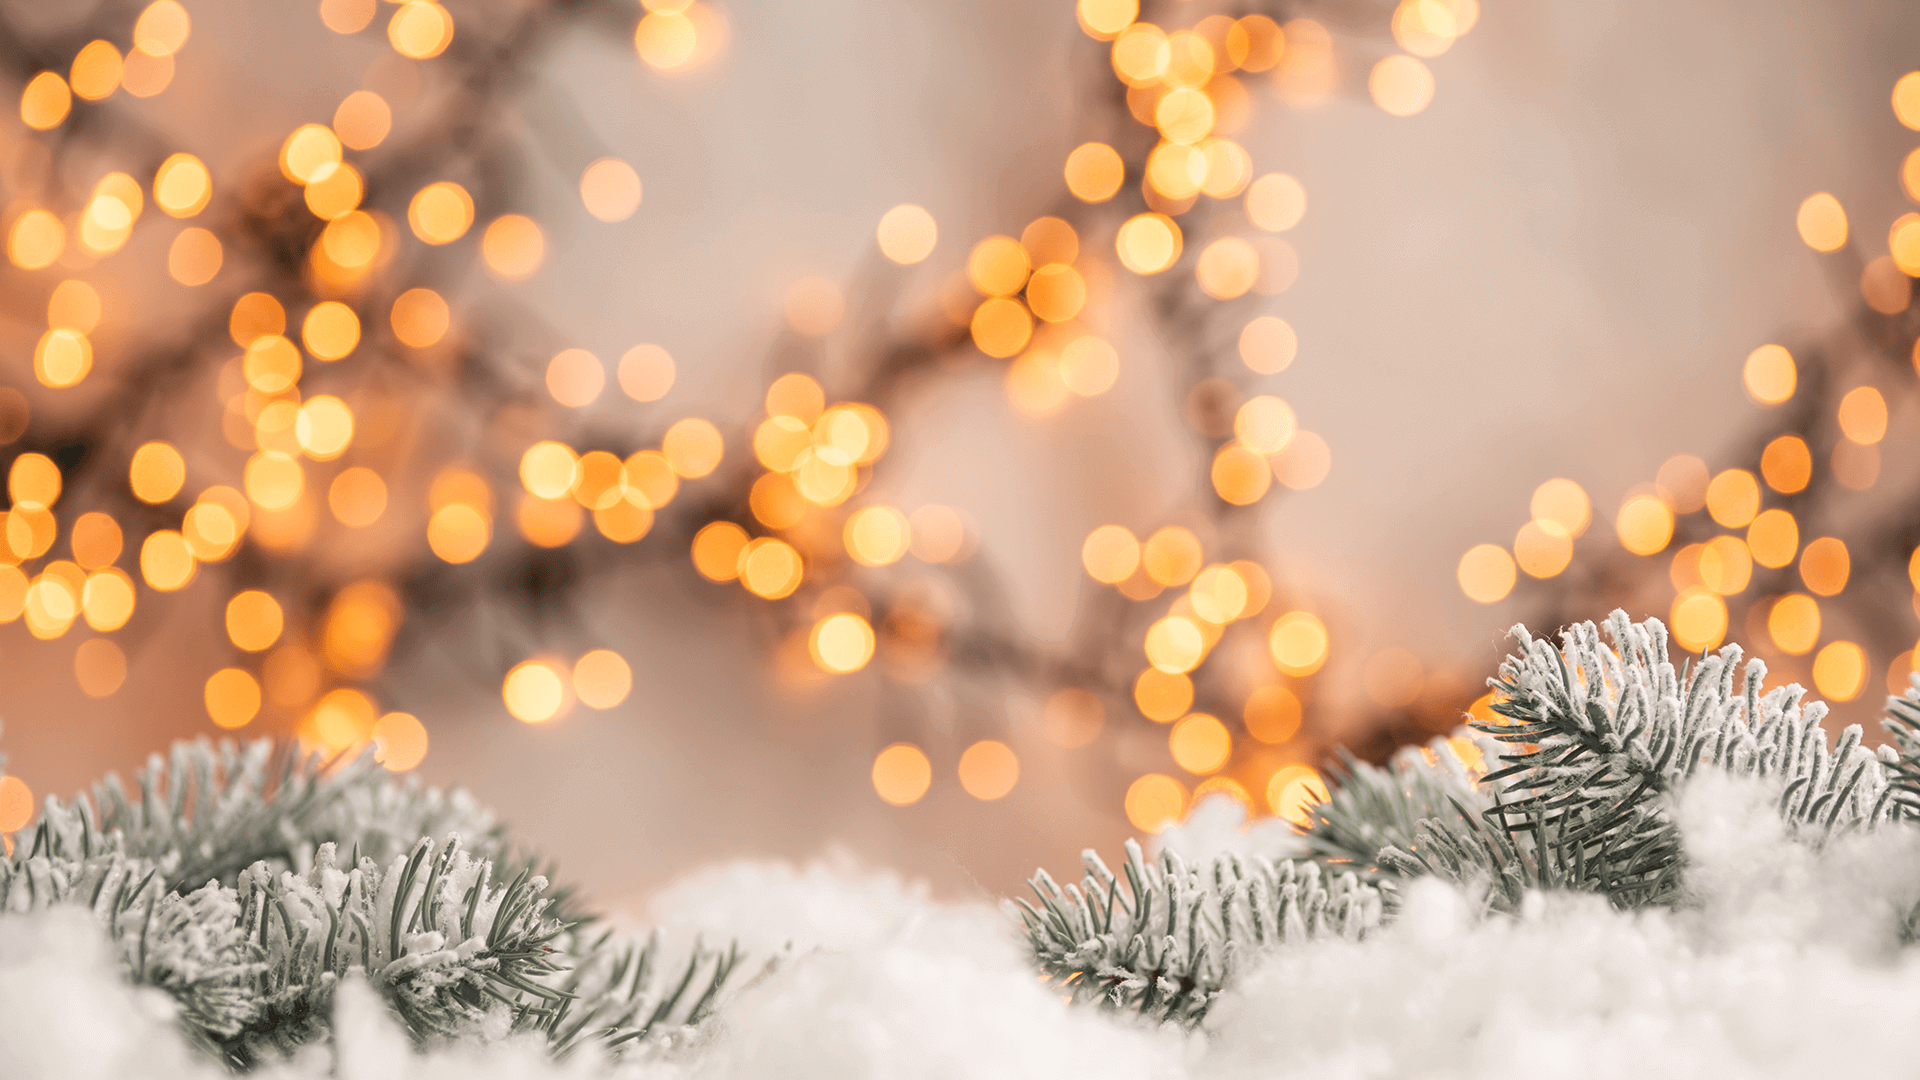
<box><xmin>1298</xmin><ymin>739</ymin><xmax>1487</xmax><ymax>871</ymax></box>
<box><xmin>1384</xmin><ymin>611</ymin><xmax>1895</xmax><ymax>910</ymax></box>
<box><xmin>0</xmin><ymin>737</ymin><xmax>740</xmax><ymax>1069</ymax></box>
<box><xmin>1878</xmin><ymin>676</ymin><xmax>1920</xmax><ymax>818</ymax></box>
<box><xmin>18</xmin><ymin>738</ymin><xmax>501</xmax><ymax>893</ymax></box>
<box><xmin>1025</xmin><ymin>613</ymin><xmax>1920</xmax><ymax>1026</ymax></box>
<box><xmin>1018</xmin><ymin>839</ymin><xmax>1385</xmax><ymax>1025</ymax></box>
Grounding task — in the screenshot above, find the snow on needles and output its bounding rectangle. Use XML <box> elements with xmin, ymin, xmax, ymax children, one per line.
<box><xmin>16</xmin><ymin>809</ymin><xmax>1920</xmax><ymax>1080</ymax></box>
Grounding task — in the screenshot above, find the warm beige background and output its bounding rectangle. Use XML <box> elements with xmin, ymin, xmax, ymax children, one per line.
<box><xmin>4</xmin><ymin>0</ymin><xmax>1916</xmax><ymax>909</ymax></box>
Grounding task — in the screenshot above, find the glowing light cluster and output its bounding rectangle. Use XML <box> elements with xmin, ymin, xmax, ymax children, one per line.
<box><xmin>502</xmin><ymin>649</ymin><xmax>634</xmax><ymax>723</ymax></box>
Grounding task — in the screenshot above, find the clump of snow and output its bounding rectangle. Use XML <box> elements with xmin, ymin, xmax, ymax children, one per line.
<box><xmin>688</xmin><ymin>890</ymin><xmax>1186</xmax><ymax>1078</ymax></box>
<box><xmin>644</xmin><ymin>849</ymin><xmax>1187</xmax><ymax>1079</ymax></box>
<box><xmin>1152</xmin><ymin>795</ymin><xmax>1306</xmax><ymax>866</ymax></box>
<box><xmin>642</xmin><ymin>847</ymin><xmax>947</xmax><ymax>958</ymax></box>
<box><xmin>0</xmin><ymin>907</ymin><xmax>209</xmax><ymax>1080</ymax></box>
<box><xmin>1204</xmin><ymin>776</ymin><xmax>1920</xmax><ymax>1080</ymax></box>
<box><xmin>20</xmin><ymin>797</ymin><xmax>1920</xmax><ymax>1080</ymax></box>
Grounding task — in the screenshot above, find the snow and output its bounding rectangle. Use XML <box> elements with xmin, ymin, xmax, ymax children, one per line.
<box><xmin>11</xmin><ymin>781</ymin><xmax>1920</xmax><ymax>1080</ymax></box>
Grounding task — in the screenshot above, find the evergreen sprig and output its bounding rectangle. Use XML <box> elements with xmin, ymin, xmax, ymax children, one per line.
<box><xmin>0</xmin><ymin>738</ymin><xmax>738</xmax><ymax>1068</ymax></box>
<box><xmin>1388</xmin><ymin>611</ymin><xmax>1896</xmax><ymax>910</ymax></box>
<box><xmin>1298</xmin><ymin>740</ymin><xmax>1486</xmax><ymax>870</ymax></box>
<box><xmin>1017</xmin><ymin>838</ymin><xmax>1385</xmax><ymax>1024</ymax></box>
<box><xmin>1024</xmin><ymin>611</ymin><xmax>1920</xmax><ymax>1024</ymax></box>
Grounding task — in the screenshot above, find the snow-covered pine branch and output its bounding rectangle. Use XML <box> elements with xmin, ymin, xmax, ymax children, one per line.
<box><xmin>1024</xmin><ymin>611</ymin><xmax>1920</xmax><ymax>1026</ymax></box>
<box><xmin>16</xmin><ymin>738</ymin><xmax>501</xmax><ymax>894</ymax></box>
<box><xmin>1017</xmin><ymin>838</ymin><xmax>1385</xmax><ymax>1024</ymax></box>
<box><xmin>1298</xmin><ymin>738</ymin><xmax>1487</xmax><ymax>870</ymax></box>
<box><xmin>0</xmin><ymin>739</ymin><xmax>741</xmax><ymax>1069</ymax></box>
<box><xmin>1385</xmin><ymin>610</ymin><xmax>1897</xmax><ymax>910</ymax></box>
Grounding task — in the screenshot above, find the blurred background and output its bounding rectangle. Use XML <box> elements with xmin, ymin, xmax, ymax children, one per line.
<box><xmin>0</xmin><ymin>0</ymin><xmax>1917</xmax><ymax>910</ymax></box>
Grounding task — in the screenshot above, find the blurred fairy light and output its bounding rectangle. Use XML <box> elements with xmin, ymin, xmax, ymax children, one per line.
<box><xmin>1452</xmin><ymin>67</ymin><xmax>1920</xmax><ymax>734</ymax></box>
<box><xmin>10</xmin><ymin>0</ymin><xmax>1897</xmax><ymax>844</ymax></box>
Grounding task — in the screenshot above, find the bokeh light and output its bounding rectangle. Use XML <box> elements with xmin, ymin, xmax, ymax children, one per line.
<box><xmin>1269</xmin><ymin>611</ymin><xmax>1328</xmax><ymax>676</ymax></box>
<box><xmin>1743</xmin><ymin>344</ymin><xmax>1795</xmax><ymax>405</ymax></box>
<box><xmin>845</xmin><ymin>507</ymin><xmax>911</xmax><ymax>567</ymax></box>
<box><xmin>1768</xmin><ymin>594</ymin><xmax>1821</xmax><ymax>655</ymax></box>
<box><xmin>1142</xmin><ymin>527</ymin><xmax>1202</xmax><ymax>586</ymax></box>
<box><xmin>504</xmin><ymin>660</ymin><xmax>568</xmax><ymax>724</ymax></box>
<box><xmin>371</xmin><ymin>713</ymin><xmax>428</xmax><ymax>771</ymax></box>
<box><xmin>392</xmin><ymin>288</ymin><xmax>450</xmax><ymax>348</ymax></box>
<box><xmin>1513</xmin><ymin>520</ymin><xmax>1573</xmax><ymax>579</ymax></box>
<box><xmin>20</xmin><ymin>73</ymin><xmax>71</xmax><ymax>131</ymax></box>
<box><xmin>1169</xmin><ymin>714</ymin><xmax>1231</xmax><ymax>773</ymax></box>
<box><xmin>140</xmin><ymin>530</ymin><xmax>196</xmax><ymax>591</ymax></box>
<box><xmin>1705</xmin><ymin>469</ymin><xmax>1761</xmax><ymax>528</ymax></box>
<box><xmin>1761</xmin><ymin>435</ymin><xmax>1811</xmax><ymax>494</ymax></box>
<box><xmin>691</xmin><ymin>521</ymin><xmax>749</xmax><ymax>581</ymax></box>
<box><xmin>1266</xmin><ymin>765</ymin><xmax>1329</xmax><ymax>825</ymax></box>
<box><xmin>1065</xmin><ymin>142</ymin><xmax>1126</xmax><ymax>203</ymax></box>
<box><xmin>1615</xmin><ymin>494</ymin><xmax>1674</xmax><ymax>556</ymax></box>
<box><xmin>154</xmin><ymin>154</ymin><xmax>211</xmax><ymax>217</ymax></box>
<box><xmin>1670</xmin><ymin>589</ymin><xmax>1728</xmax><ymax>652</ymax></box>
<box><xmin>573</xmin><ymin>649</ymin><xmax>633</xmax><ymax>709</ymax></box>
<box><xmin>1748</xmin><ymin>508</ymin><xmax>1800</xmax><ymax>569</ymax></box>
<box><xmin>1799</xmin><ymin>536</ymin><xmax>1850</xmax><ymax>597</ymax></box>
<box><xmin>1271</xmin><ymin>431</ymin><xmax>1332</xmax><ymax>490</ymax></box>
<box><xmin>166</xmin><ymin>228</ymin><xmax>219</xmax><ymax>284</ymax></box>
<box><xmin>1144</xmin><ymin>616</ymin><xmax>1205</xmax><ymax>674</ymax></box>
<box><xmin>1458</xmin><ymin>543</ymin><xmax>1516</xmax><ymax>603</ymax></box>
<box><xmin>482</xmin><ymin>215</ymin><xmax>545</xmax><ymax>279</ymax></box>
<box><xmin>427</xmin><ymin>504</ymin><xmax>490</xmax><ymax>564</ymax></box>
<box><xmin>0</xmin><ymin>775</ymin><xmax>32</xmax><ymax>834</ymax></box>
<box><xmin>1812</xmin><ymin>641</ymin><xmax>1866</xmax><ymax>701</ymax></box>
<box><xmin>1239</xmin><ymin>316</ymin><xmax>1297</xmax><ymax>374</ymax></box>
<box><xmin>409</xmin><ymin>181</ymin><xmax>474</xmax><ymax>245</ymax></box>
<box><xmin>957</xmin><ymin>740</ymin><xmax>1019</xmax><ymax>800</ymax></box>
<box><xmin>74</xmin><ymin>637</ymin><xmax>127</xmax><ymax>698</ymax></box>
<box><xmin>1124</xmin><ymin>773</ymin><xmax>1187</xmax><ymax>833</ymax></box>
<box><xmin>1370</xmin><ymin>55</ymin><xmax>1435</xmax><ymax>116</ymax></box>
<box><xmin>1837</xmin><ymin>387</ymin><xmax>1887</xmax><ymax>444</ymax></box>
<box><xmin>330</xmin><ymin>468</ymin><xmax>387</xmax><ymax>528</ymax></box>
<box><xmin>547</xmin><ymin>349</ymin><xmax>606</xmax><ymax>408</ymax></box>
<box><xmin>1116</xmin><ymin>213</ymin><xmax>1182</xmax><ymax>274</ymax></box>
<box><xmin>1211</xmin><ymin>445</ymin><xmax>1272</xmax><ymax>505</ymax></box>
<box><xmin>389</xmin><ymin>1</ymin><xmax>453</xmax><ymax>59</ymax></box>
<box><xmin>1246</xmin><ymin>173</ymin><xmax>1306</xmax><ymax>232</ymax></box>
<box><xmin>1244</xmin><ymin>685</ymin><xmax>1302</xmax><ymax>743</ymax></box>
<box><xmin>1796</xmin><ymin>192</ymin><xmax>1848</xmax><ymax>252</ymax></box>
<box><xmin>1058</xmin><ymin>336</ymin><xmax>1119</xmax><ymax>395</ymax></box>
<box><xmin>581</xmin><ymin>158</ymin><xmax>643</xmax><ymax>222</ymax></box>
<box><xmin>334</xmin><ymin>90</ymin><xmax>391</xmax><ymax>149</ymax></box>
<box><xmin>810</xmin><ymin>613</ymin><xmax>875</xmax><ymax>673</ymax></box>
<box><xmin>226</xmin><ymin>590</ymin><xmax>284</xmax><ymax>652</ymax></box>
<box><xmin>877</xmin><ymin>204</ymin><xmax>938</xmax><ymax>264</ymax></box>
<box><xmin>1195</xmin><ymin>237</ymin><xmax>1260</xmax><ymax>299</ymax></box>
<box><xmin>205</xmin><ymin>668</ymin><xmax>261</xmax><ymax>729</ymax></box>
<box><xmin>872</xmin><ymin>743</ymin><xmax>932</xmax><ymax>806</ymax></box>
<box><xmin>1134</xmin><ymin>668</ymin><xmax>1193</xmax><ymax>722</ymax></box>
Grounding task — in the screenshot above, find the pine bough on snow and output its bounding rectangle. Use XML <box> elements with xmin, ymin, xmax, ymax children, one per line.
<box><xmin>11</xmin><ymin>609</ymin><xmax>1920</xmax><ymax>1067</ymax></box>
<box><xmin>1021</xmin><ymin>610</ymin><xmax>1920</xmax><ymax>1023</ymax></box>
<box><xmin>0</xmin><ymin>740</ymin><xmax>741</xmax><ymax>1069</ymax></box>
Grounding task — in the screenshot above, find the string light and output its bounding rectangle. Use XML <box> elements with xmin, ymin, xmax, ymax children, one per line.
<box><xmin>0</xmin><ymin>0</ymin><xmax>1896</xmax><ymax>847</ymax></box>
